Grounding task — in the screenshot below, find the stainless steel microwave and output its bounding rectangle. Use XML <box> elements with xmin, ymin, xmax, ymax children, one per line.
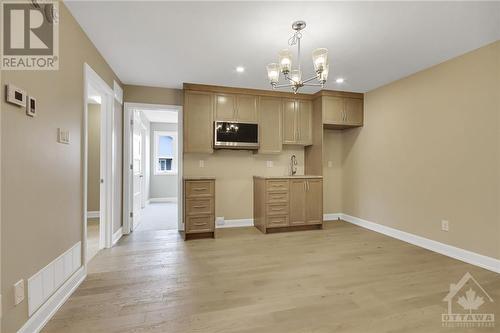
<box><xmin>213</xmin><ymin>121</ymin><xmax>259</xmax><ymax>150</ymax></box>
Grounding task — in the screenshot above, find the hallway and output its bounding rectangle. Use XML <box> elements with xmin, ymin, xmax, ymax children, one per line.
<box><xmin>135</xmin><ymin>202</ymin><xmax>178</xmax><ymax>231</ymax></box>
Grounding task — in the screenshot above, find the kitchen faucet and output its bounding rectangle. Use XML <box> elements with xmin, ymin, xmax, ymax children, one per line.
<box><xmin>290</xmin><ymin>154</ymin><xmax>297</xmax><ymax>176</ymax></box>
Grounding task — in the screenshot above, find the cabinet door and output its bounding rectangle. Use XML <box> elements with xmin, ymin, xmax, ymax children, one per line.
<box><xmin>305</xmin><ymin>179</ymin><xmax>323</xmax><ymax>224</ymax></box>
<box><xmin>236</xmin><ymin>95</ymin><xmax>258</xmax><ymax>122</ymax></box>
<box><xmin>344</xmin><ymin>98</ymin><xmax>363</xmax><ymax>126</ymax></box>
<box><xmin>184</xmin><ymin>91</ymin><xmax>213</xmax><ymax>153</ymax></box>
<box><xmin>297</xmin><ymin>100</ymin><xmax>312</xmax><ymax>145</ymax></box>
<box><xmin>323</xmin><ymin>96</ymin><xmax>344</xmax><ymax>124</ymax></box>
<box><xmin>283</xmin><ymin>99</ymin><xmax>297</xmax><ymax>144</ymax></box>
<box><xmin>289</xmin><ymin>179</ymin><xmax>306</xmax><ymax>225</ymax></box>
<box><xmin>259</xmin><ymin>97</ymin><xmax>282</xmax><ymax>154</ymax></box>
<box><xmin>215</xmin><ymin>94</ymin><xmax>236</xmax><ymax>121</ymax></box>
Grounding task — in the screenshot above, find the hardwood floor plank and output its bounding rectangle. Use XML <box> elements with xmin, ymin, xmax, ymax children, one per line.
<box><xmin>43</xmin><ymin>222</ymin><xmax>499</xmax><ymax>333</ymax></box>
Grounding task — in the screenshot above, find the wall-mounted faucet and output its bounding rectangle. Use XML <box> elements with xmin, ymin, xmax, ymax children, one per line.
<box><xmin>290</xmin><ymin>154</ymin><xmax>297</xmax><ymax>176</ymax></box>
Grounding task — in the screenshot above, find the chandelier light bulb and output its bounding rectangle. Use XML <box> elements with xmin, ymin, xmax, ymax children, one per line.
<box><xmin>290</xmin><ymin>69</ymin><xmax>302</xmax><ymax>84</ymax></box>
<box><xmin>278</xmin><ymin>49</ymin><xmax>293</xmax><ymax>74</ymax></box>
<box><xmin>266</xmin><ymin>63</ymin><xmax>280</xmax><ymax>84</ymax></box>
<box><xmin>312</xmin><ymin>48</ymin><xmax>328</xmax><ymax>73</ymax></box>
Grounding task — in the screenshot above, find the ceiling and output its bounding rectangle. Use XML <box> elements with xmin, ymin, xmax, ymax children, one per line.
<box><xmin>66</xmin><ymin>1</ymin><xmax>500</xmax><ymax>93</ymax></box>
<box><xmin>141</xmin><ymin>109</ymin><xmax>178</xmax><ymax>123</ymax></box>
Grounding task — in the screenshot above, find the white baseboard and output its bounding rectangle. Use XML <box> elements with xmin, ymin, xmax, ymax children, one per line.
<box><xmin>112</xmin><ymin>227</ymin><xmax>123</xmax><ymax>246</ymax></box>
<box><xmin>18</xmin><ymin>266</ymin><xmax>86</xmax><ymax>333</ymax></box>
<box><xmin>149</xmin><ymin>197</ymin><xmax>177</xmax><ymax>203</ymax></box>
<box><xmin>323</xmin><ymin>213</ymin><xmax>342</xmax><ymax>221</ymax></box>
<box><xmin>216</xmin><ymin>218</ymin><xmax>254</xmax><ymax>228</ymax></box>
<box><xmin>336</xmin><ymin>213</ymin><xmax>500</xmax><ymax>274</ymax></box>
<box><xmin>87</xmin><ymin>211</ymin><xmax>99</xmax><ymax>219</ymax></box>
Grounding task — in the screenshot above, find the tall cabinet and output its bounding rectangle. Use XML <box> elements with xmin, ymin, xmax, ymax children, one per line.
<box><xmin>283</xmin><ymin>99</ymin><xmax>312</xmax><ymax>145</ymax></box>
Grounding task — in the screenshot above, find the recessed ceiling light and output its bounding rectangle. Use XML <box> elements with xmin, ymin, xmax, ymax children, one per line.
<box><xmin>236</xmin><ymin>66</ymin><xmax>245</xmax><ymax>73</ymax></box>
<box><xmin>335</xmin><ymin>78</ymin><xmax>345</xmax><ymax>84</ymax></box>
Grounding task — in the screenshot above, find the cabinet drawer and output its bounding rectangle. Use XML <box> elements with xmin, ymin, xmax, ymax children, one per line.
<box><xmin>266</xmin><ymin>215</ymin><xmax>289</xmax><ymax>228</ymax></box>
<box><xmin>185</xmin><ymin>181</ymin><xmax>214</xmax><ymax>197</ymax></box>
<box><xmin>186</xmin><ymin>215</ymin><xmax>214</xmax><ymax>233</ymax></box>
<box><xmin>186</xmin><ymin>198</ymin><xmax>214</xmax><ymax>215</ymax></box>
<box><xmin>266</xmin><ymin>192</ymin><xmax>288</xmax><ymax>203</ymax></box>
<box><xmin>266</xmin><ymin>180</ymin><xmax>289</xmax><ymax>192</ymax></box>
<box><xmin>266</xmin><ymin>203</ymin><xmax>288</xmax><ymax>216</ymax></box>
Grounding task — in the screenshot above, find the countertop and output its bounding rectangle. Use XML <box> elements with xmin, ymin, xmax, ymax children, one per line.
<box><xmin>253</xmin><ymin>175</ymin><xmax>323</xmax><ymax>179</ymax></box>
<box><xmin>183</xmin><ymin>176</ymin><xmax>216</xmax><ymax>180</ymax></box>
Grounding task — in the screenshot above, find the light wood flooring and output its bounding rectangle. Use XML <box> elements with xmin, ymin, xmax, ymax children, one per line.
<box><xmin>43</xmin><ymin>222</ymin><xmax>500</xmax><ymax>333</ymax></box>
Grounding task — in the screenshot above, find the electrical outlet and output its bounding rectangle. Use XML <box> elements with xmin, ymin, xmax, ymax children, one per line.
<box><xmin>199</xmin><ymin>160</ymin><xmax>205</xmax><ymax>168</ymax></box>
<box><xmin>441</xmin><ymin>220</ymin><xmax>449</xmax><ymax>232</ymax></box>
<box><xmin>327</xmin><ymin>161</ymin><xmax>333</xmax><ymax>168</ymax></box>
<box><xmin>266</xmin><ymin>160</ymin><xmax>273</xmax><ymax>168</ymax></box>
<box><xmin>216</xmin><ymin>217</ymin><xmax>225</xmax><ymax>226</ymax></box>
<box><xmin>14</xmin><ymin>280</ymin><xmax>24</xmax><ymax>305</ymax></box>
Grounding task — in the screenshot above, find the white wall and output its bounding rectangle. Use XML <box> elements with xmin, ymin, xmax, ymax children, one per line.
<box><xmin>150</xmin><ymin>122</ymin><xmax>178</xmax><ymax>199</ymax></box>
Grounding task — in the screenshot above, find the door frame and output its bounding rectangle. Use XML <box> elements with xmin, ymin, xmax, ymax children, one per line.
<box><xmin>83</xmin><ymin>63</ymin><xmax>115</xmax><ymax>266</ymax></box>
<box><xmin>123</xmin><ymin>103</ymin><xmax>183</xmax><ymax>234</ymax></box>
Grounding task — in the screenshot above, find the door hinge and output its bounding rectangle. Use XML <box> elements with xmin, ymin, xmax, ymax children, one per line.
<box><xmin>130</xmin><ymin>119</ymin><xmax>134</xmax><ymax>126</ymax></box>
<box><xmin>129</xmin><ymin>212</ymin><xmax>133</xmax><ymax>218</ymax></box>
<box><xmin>130</xmin><ymin>164</ymin><xmax>133</xmax><ymax>170</ymax></box>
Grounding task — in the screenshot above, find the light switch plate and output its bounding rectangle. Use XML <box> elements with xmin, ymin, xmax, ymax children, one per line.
<box><xmin>441</xmin><ymin>220</ymin><xmax>449</xmax><ymax>232</ymax></box>
<box><xmin>266</xmin><ymin>161</ymin><xmax>273</xmax><ymax>168</ymax></box>
<box><xmin>57</xmin><ymin>128</ymin><xmax>70</xmax><ymax>144</ymax></box>
<box><xmin>5</xmin><ymin>83</ymin><xmax>27</xmax><ymax>107</ymax></box>
<box><xmin>327</xmin><ymin>161</ymin><xmax>333</xmax><ymax>168</ymax></box>
<box><xmin>14</xmin><ymin>280</ymin><xmax>24</xmax><ymax>305</ymax></box>
<box><xmin>26</xmin><ymin>96</ymin><xmax>36</xmax><ymax>117</ymax></box>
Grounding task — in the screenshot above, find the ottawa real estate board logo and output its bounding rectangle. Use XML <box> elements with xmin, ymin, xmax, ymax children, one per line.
<box><xmin>442</xmin><ymin>272</ymin><xmax>495</xmax><ymax>328</ymax></box>
<box><xmin>1</xmin><ymin>0</ymin><xmax>59</xmax><ymax>70</ymax></box>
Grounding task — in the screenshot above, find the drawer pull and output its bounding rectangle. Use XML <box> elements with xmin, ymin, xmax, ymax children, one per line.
<box><xmin>193</xmin><ymin>222</ymin><xmax>208</xmax><ymax>226</ymax></box>
<box><xmin>271</xmin><ymin>207</ymin><xmax>284</xmax><ymax>211</ymax></box>
<box><xmin>193</xmin><ymin>205</ymin><xmax>208</xmax><ymax>209</ymax></box>
<box><xmin>193</xmin><ymin>188</ymin><xmax>207</xmax><ymax>191</ymax></box>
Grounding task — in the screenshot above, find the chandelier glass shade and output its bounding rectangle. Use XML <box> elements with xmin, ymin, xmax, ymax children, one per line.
<box><xmin>266</xmin><ymin>21</ymin><xmax>329</xmax><ymax>93</ymax></box>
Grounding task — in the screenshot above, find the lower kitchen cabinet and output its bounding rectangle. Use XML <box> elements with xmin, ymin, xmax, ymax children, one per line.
<box><xmin>183</xmin><ymin>178</ymin><xmax>215</xmax><ymax>240</ymax></box>
<box><xmin>253</xmin><ymin>176</ymin><xmax>323</xmax><ymax>234</ymax></box>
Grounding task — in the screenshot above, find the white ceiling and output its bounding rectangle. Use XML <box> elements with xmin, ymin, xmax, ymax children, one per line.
<box><xmin>66</xmin><ymin>1</ymin><xmax>500</xmax><ymax>93</ymax></box>
<box><xmin>141</xmin><ymin>109</ymin><xmax>178</xmax><ymax>123</ymax></box>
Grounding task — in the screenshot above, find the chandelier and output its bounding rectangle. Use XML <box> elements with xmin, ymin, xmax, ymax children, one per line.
<box><xmin>266</xmin><ymin>20</ymin><xmax>329</xmax><ymax>94</ymax></box>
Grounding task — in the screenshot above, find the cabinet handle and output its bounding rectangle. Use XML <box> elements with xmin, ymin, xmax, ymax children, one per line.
<box><xmin>193</xmin><ymin>205</ymin><xmax>208</xmax><ymax>209</ymax></box>
<box><xmin>194</xmin><ymin>222</ymin><xmax>207</xmax><ymax>226</ymax></box>
<box><xmin>193</xmin><ymin>188</ymin><xmax>206</xmax><ymax>191</ymax></box>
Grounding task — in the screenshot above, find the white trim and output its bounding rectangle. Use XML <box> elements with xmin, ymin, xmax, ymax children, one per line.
<box><xmin>323</xmin><ymin>213</ymin><xmax>342</xmax><ymax>221</ymax></box>
<box><xmin>83</xmin><ymin>63</ymin><xmax>115</xmax><ymax>269</ymax></box>
<box><xmin>336</xmin><ymin>213</ymin><xmax>500</xmax><ymax>274</ymax></box>
<box><xmin>113</xmin><ymin>80</ymin><xmax>123</xmax><ymax>104</ymax></box>
<box><xmin>149</xmin><ymin>197</ymin><xmax>177</xmax><ymax>203</ymax></box>
<box><xmin>112</xmin><ymin>227</ymin><xmax>123</xmax><ymax>246</ymax></box>
<box><xmin>18</xmin><ymin>267</ymin><xmax>86</xmax><ymax>333</ymax></box>
<box><xmin>123</xmin><ymin>103</ymin><xmax>183</xmax><ymax>234</ymax></box>
<box><xmin>87</xmin><ymin>211</ymin><xmax>99</xmax><ymax>219</ymax></box>
<box><xmin>216</xmin><ymin>218</ymin><xmax>254</xmax><ymax>228</ymax></box>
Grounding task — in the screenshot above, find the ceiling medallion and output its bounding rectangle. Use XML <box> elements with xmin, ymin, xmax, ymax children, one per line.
<box><xmin>266</xmin><ymin>20</ymin><xmax>329</xmax><ymax>94</ymax></box>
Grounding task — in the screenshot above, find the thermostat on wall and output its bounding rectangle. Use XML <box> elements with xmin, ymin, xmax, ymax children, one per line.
<box><xmin>26</xmin><ymin>96</ymin><xmax>37</xmax><ymax>117</ymax></box>
<box><xmin>5</xmin><ymin>84</ymin><xmax>27</xmax><ymax>107</ymax></box>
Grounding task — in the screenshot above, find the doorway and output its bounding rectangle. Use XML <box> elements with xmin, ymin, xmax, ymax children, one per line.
<box><xmin>84</xmin><ymin>64</ymin><xmax>115</xmax><ymax>264</ymax></box>
<box><xmin>124</xmin><ymin>103</ymin><xmax>183</xmax><ymax>233</ymax></box>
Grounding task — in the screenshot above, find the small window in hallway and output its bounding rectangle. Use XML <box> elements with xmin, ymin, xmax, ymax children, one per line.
<box><xmin>154</xmin><ymin>131</ymin><xmax>177</xmax><ymax>174</ymax></box>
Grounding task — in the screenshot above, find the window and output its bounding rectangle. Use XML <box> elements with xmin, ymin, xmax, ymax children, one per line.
<box><xmin>154</xmin><ymin>131</ymin><xmax>177</xmax><ymax>175</ymax></box>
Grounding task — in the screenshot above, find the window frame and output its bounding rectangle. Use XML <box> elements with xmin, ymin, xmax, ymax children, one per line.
<box><xmin>153</xmin><ymin>130</ymin><xmax>178</xmax><ymax>175</ymax></box>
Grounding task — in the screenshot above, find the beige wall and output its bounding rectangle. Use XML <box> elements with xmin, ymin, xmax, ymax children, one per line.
<box><xmin>184</xmin><ymin>148</ymin><xmax>305</xmax><ymax>219</ymax></box>
<box><xmin>323</xmin><ymin>130</ymin><xmax>343</xmax><ymax>214</ymax></box>
<box><xmin>342</xmin><ymin>41</ymin><xmax>500</xmax><ymax>259</ymax></box>
<box><xmin>0</xmin><ymin>3</ymin><xmax>122</xmax><ymax>332</ymax></box>
<box><xmin>150</xmin><ymin>122</ymin><xmax>178</xmax><ymax>199</ymax></box>
<box><xmin>124</xmin><ymin>85</ymin><xmax>183</xmax><ymax>106</ymax></box>
<box><xmin>87</xmin><ymin>103</ymin><xmax>101</xmax><ymax>212</ymax></box>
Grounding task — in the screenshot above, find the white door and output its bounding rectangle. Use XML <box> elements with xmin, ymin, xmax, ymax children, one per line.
<box><xmin>132</xmin><ymin>110</ymin><xmax>143</xmax><ymax>229</ymax></box>
<box><xmin>140</xmin><ymin>124</ymin><xmax>147</xmax><ymax>209</ymax></box>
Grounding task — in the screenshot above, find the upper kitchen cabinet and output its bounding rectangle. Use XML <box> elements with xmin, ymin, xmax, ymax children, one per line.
<box><xmin>258</xmin><ymin>96</ymin><xmax>282</xmax><ymax>154</ymax></box>
<box><xmin>215</xmin><ymin>93</ymin><xmax>258</xmax><ymax>123</ymax></box>
<box><xmin>320</xmin><ymin>92</ymin><xmax>364</xmax><ymax>129</ymax></box>
<box><xmin>283</xmin><ymin>99</ymin><xmax>312</xmax><ymax>146</ymax></box>
<box><xmin>184</xmin><ymin>90</ymin><xmax>214</xmax><ymax>153</ymax></box>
